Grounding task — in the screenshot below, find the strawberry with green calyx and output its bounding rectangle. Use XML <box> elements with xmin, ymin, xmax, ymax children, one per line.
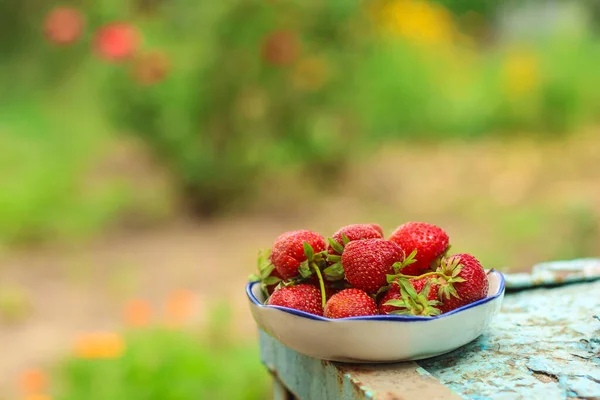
<box><xmin>436</xmin><ymin>253</ymin><xmax>488</xmax><ymax>313</ymax></box>
<box><xmin>297</xmin><ymin>241</ymin><xmax>329</xmax><ymax>309</ymax></box>
<box><xmin>327</xmin><ymin>224</ymin><xmax>383</xmax><ymax>256</ymax></box>
<box><xmin>391</xmin><ymin>249</ymin><xmax>419</xmax><ymax>274</ymax></box>
<box><xmin>370</xmin><ymin>249</ymin><xmax>418</xmax><ymax>298</ymax></box>
<box><xmin>341</xmin><ymin>238</ymin><xmax>404</xmax><ymax>294</ymax></box>
<box><xmin>324</xmin><ymin>288</ymin><xmax>378</xmax><ymax>319</ymax></box>
<box><xmin>324</xmin><ymin>224</ymin><xmax>383</xmax><ymax>281</ymax></box>
<box><xmin>267</xmin><ymin>284</ymin><xmax>323</xmax><ymax>316</ymax></box>
<box><xmin>270</xmin><ymin>230</ymin><xmax>326</xmax><ymax>279</ymax></box>
<box><xmin>323</xmin><ymin>236</ymin><xmax>347</xmax><ymax>281</ymax></box>
<box><xmin>389</xmin><ymin>222</ymin><xmax>450</xmax><ymax>276</ymax></box>
<box><xmin>379</xmin><ymin>278</ymin><xmax>441</xmax><ymax>316</ymax></box>
<box><xmin>249</xmin><ymin>249</ymin><xmax>282</xmax><ymax>297</ymax></box>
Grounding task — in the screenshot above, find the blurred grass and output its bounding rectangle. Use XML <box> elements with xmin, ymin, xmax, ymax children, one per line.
<box><xmin>54</xmin><ymin>330</ymin><xmax>268</xmax><ymax>400</ymax></box>
<box><xmin>51</xmin><ymin>305</ymin><xmax>269</xmax><ymax>400</ymax></box>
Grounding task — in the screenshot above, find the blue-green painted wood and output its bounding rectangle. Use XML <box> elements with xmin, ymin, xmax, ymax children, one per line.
<box><xmin>420</xmin><ymin>278</ymin><xmax>600</xmax><ymax>399</ymax></box>
<box><xmin>260</xmin><ymin>330</ymin><xmax>376</xmax><ymax>400</ymax></box>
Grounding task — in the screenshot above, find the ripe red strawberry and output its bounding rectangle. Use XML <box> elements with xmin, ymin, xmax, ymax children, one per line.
<box><xmin>341</xmin><ymin>239</ymin><xmax>403</xmax><ymax>294</ymax></box>
<box><xmin>436</xmin><ymin>253</ymin><xmax>488</xmax><ymax>313</ymax></box>
<box><xmin>369</xmin><ymin>224</ymin><xmax>384</xmax><ymax>236</ymax></box>
<box><xmin>44</xmin><ymin>7</ymin><xmax>85</xmax><ymax>45</ymax></box>
<box><xmin>270</xmin><ymin>230</ymin><xmax>326</xmax><ymax>280</ymax></box>
<box><xmin>379</xmin><ymin>278</ymin><xmax>440</xmax><ymax>316</ymax></box>
<box><xmin>389</xmin><ymin>222</ymin><xmax>449</xmax><ymax>276</ymax></box>
<box><xmin>268</xmin><ymin>284</ymin><xmax>323</xmax><ymax>316</ymax></box>
<box><xmin>324</xmin><ymin>289</ymin><xmax>378</xmax><ymax>318</ymax></box>
<box><xmin>327</xmin><ymin>224</ymin><xmax>383</xmax><ymax>255</ymax></box>
<box><xmin>94</xmin><ymin>22</ymin><xmax>140</xmax><ymax>62</ymax></box>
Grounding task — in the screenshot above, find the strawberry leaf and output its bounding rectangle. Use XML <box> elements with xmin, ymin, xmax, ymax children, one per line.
<box><xmin>398</xmin><ymin>278</ymin><xmax>418</xmax><ymax>299</ymax></box>
<box><xmin>312</xmin><ymin>250</ymin><xmax>327</xmax><ymax>263</ymax></box>
<box><xmin>263</xmin><ymin>276</ymin><xmax>282</xmax><ymax>286</ymax></box>
<box><xmin>386</xmin><ymin>274</ymin><xmax>399</xmax><ymax>284</ymax></box>
<box><xmin>327</xmin><ymin>254</ymin><xmax>342</xmax><ymax>263</ymax></box>
<box><xmin>249</xmin><ymin>273</ymin><xmax>260</xmax><ymax>282</ymax></box>
<box><xmin>327</xmin><ymin>238</ymin><xmax>345</xmax><ymax>254</ymax></box>
<box><xmin>299</xmin><ymin>261</ymin><xmax>312</xmax><ymax>278</ymax></box>
<box><xmin>421</xmin><ymin>280</ymin><xmax>432</xmax><ymax>298</ymax></box>
<box><xmin>451</xmin><ymin>265</ymin><xmax>463</xmax><ymax>277</ymax></box>
<box><xmin>403</xmin><ymin>249</ymin><xmax>418</xmax><ymax>266</ymax></box>
<box><xmin>392</xmin><ymin>250</ymin><xmax>418</xmax><ymax>274</ymax></box>
<box><xmin>384</xmin><ymin>299</ymin><xmax>408</xmax><ymax>308</ymax></box>
<box><xmin>259</xmin><ymin>263</ymin><xmax>275</xmax><ymax>280</ymax></box>
<box><xmin>303</xmin><ymin>242</ymin><xmax>315</xmax><ymax>261</ymax></box>
<box><xmin>341</xmin><ymin>233</ymin><xmax>350</xmax><ymax>246</ymax></box>
<box><xmin>323</xmin><ymin>263</ymin><xmax>345</xmax><ymax>281</ymax></box>
<box><xmin>389</xmin><ymin>309</ymin><xmax>416</xmax><ymax>316</ymax></box>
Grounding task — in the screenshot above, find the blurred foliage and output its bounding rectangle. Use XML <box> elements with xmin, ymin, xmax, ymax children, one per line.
<box><xmin>2</xmin><ymin>0</ymin><xmax>600</xmax><ymax>239</ymax></box>
<box><xmin>108</xmin><ymin>0</ymin><xmax>370</xmax><ymax>214</ymax></box>
<box><xmin>52</xmin><ymin>305</ymin><xmax>269</xmax><ymax>400</ymax></box>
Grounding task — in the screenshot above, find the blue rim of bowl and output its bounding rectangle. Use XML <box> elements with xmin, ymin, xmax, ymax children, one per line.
<box><xmin>246</xmin><ymin>270</ymin><xmax>505</xmax><ymax>321</ymax></box>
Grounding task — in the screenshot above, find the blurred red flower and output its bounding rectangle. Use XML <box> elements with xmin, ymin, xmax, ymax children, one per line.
<box><xmin>43</xmin><ymin>7</ymin><xmax>85</xmax><ymax>45</ymax></box>
<box><xmin>93</xmin><ymin>22</ymin><xmax>140</xmax><ymax>62</ymax></box>
<box><xmin>261</xmin><ymin>30</ymin><xmax>300</xmax><ymax>66</ymax></box>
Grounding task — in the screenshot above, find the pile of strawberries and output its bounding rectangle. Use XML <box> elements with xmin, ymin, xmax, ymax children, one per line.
<box><xmin>250</xmin><ymin>222</ymin><xmax>489</xmax><ymax>319</ymax></box>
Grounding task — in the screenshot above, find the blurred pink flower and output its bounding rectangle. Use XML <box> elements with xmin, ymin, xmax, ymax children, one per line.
<box><xmin>44</xmin><ymin>7</ymin><xmax>85</xmax><ymax>45</ymax></box>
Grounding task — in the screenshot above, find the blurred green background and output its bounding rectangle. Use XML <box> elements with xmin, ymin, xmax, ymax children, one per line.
<box><xmin>1</xmin><ymin>0</ymin><xmax>599</xmax><ymax>399</ymax></box>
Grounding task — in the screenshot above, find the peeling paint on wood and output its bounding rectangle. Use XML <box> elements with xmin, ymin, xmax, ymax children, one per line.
<box><xmin>420</xmin><ymin>279</ymin><xmax>600</xmax><ymax>399</ymax></box>
<box><xmin>504</xmin><ymin>258</ymin><xmax>600</xmax><ymax>289</ymax></box>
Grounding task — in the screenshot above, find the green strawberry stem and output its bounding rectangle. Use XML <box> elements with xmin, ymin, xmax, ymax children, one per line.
<box><xmin>401</xmin><ymin>271</ymin><xmax>441</xmax><ymax>280</ymax></box>
<box><xmin>393</xmin><ymin>271</ymin><xmax>451</xmax><ymax>282</ymax></box>
<box><xmin>311</xmin><ymin>261</ymin><xmax>327</xmax><ymax>309</ymax></box>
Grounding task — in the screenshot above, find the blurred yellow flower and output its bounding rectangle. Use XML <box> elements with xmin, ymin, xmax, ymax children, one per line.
<box><xmin>377</xmin><ymin>0</ymin><xmax>457</xmax><ymax>45</ymax></box>
<box><xmin>502</xmin><ymin>50</ymin><xmax>540</xmax><ymax>99</ymax></box>
<box><xmin>165</xmin><ymin>289</ymin><xmax>196</xmax><ymax>327</ymax></box>
<box><xmin>74</xmin><ymin>332</ymin><xmax>125</xmax><ymax>359</ymax></box>
<box><xmin>18</xmin><ymin>368</ymin><xmax>47</xmax><ymax>395</ymax></box>
<box><xmin>292</xmin><ymin>57</ymin><xmax>330</xmax><ymax>92</ymax></box>
<box><xmin>123</xmin><ymin>298</ymin><xmax>152</xmax><ymax>327</ymax></box>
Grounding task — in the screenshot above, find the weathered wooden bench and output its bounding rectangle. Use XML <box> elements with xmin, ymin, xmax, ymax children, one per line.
<box><xmin>259</xmin><ymin>259</ymin><xmax>600</xmax><ymax>399</ymax></box>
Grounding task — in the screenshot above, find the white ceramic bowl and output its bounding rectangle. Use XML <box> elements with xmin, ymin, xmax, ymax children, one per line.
<box><xmin>247</xmin><ymin>270</ymin><xmax>505</xmax><ymax>362</ymax></box>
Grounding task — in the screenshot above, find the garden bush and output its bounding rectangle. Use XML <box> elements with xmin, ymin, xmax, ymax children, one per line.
<box><xmin>4</xmin><ymin>0</ymin><xmax>600</xmax><ymax>238</ymax></box>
